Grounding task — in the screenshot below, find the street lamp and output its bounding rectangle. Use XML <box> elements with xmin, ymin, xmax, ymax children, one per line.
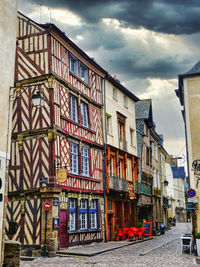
<box><xmin>31</xmin><ymin>91</ymin><xmax>46</xmax><ymax>107</ymax></box>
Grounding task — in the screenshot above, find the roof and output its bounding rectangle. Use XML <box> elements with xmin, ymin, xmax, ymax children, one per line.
<box><xmin>171</xmin><ymin>166</ymin><xmax>185</xmax><ymax>179</ymax></box>
<box><xmin>107</xmin><ymin>75</ymin><xmax>139</xmax><ymax>102</ymax></box>
<box><xmin>135</xmin><ymin>99</ymin><xmax>154</xmax><ymax>128</ymax></box>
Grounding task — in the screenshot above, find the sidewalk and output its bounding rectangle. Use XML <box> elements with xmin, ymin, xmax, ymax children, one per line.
<box><xmin>57</xmin><ymin>237</ymin><xmax>153</xmax><ymax>257</ymax></box>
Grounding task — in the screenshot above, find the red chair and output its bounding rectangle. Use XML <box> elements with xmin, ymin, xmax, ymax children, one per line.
<box><xmin>118</xmin><ymin>228</ymin><xmax>123</xmax><ymax>240</ymax></box>
<box><xmin>138</xmin><ymin>227</ymin><xmax>146</xmax><ymax>240</ymax></box>
<box><xmin>124</xmin><ymin>227</ymin><xmax>129</xmax><ymax>239</ymax></box>
<box><xmin>131</xmin><ymin>227</ymin><xmax>139</xmax><ymax>240</ymax></box>
<box><xmin>128</xmin><ymin>228</ymin><xmax>137</xmax><ymax>241</ymax></box>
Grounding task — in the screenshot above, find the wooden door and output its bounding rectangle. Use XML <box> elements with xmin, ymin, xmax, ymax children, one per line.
<box><xmin>59</xmin><ymin>210</ymin><xmax>68</xmax><ymax>249</ymax></box>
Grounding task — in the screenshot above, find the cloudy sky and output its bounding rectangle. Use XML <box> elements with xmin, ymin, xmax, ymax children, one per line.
<box><xmin>18</xmin><ymin>0</ymin><xmax>200</xmax><ymax>159</ymax></box>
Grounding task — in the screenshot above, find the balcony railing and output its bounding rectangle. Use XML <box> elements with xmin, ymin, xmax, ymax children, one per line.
<box><xmin>109</xmin><ymin>176</ymin><xmax>128</xmax><ymax>192</ymax></box>
<box><xmin>119</xmin><ymin>138</ymin><xmax>127</xmax><ymax>151</ymax></box>
<box><xmin>135</xmin><ymin>182</ymin><xmax>152</xmax><ymax>196</ymax></box>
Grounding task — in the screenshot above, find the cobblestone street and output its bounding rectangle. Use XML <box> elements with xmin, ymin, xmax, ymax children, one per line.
<box><xmin>21</xmin><ymin>223</ymin><xmax>197</xmax><ymax>267</ymax></box>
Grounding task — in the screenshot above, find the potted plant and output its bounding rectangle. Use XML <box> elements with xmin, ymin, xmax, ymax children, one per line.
<box><xmin>115</xmin><ymin>231</ymin><xmax>119</xmax><ymax>241</ymax></box>
<box><xmin>196</xmin><ymin>233</ymin><xmax>200</xmax><ymax>256</ymax></box>
<box><xmin>138</xmin><ymin>222</ymin><xmax>143</xmax><ymax>228</ymax></box>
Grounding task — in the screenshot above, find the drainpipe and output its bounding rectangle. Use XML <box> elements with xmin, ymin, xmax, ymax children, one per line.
<box><xmin>103</xmin><ymin>77</ymin><xmax>107</xmax><ymax>242</ymax></box>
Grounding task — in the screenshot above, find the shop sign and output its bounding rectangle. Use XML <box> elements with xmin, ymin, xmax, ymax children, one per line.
<box><xmin>128</xmin><ymin>192</ymin><xmax>136</xmax><ymax>200</ymax></box>
<box><xmin>57</xmin><ymin>168</ymin><xmax>67</xmax><ymax>183</ymax></box>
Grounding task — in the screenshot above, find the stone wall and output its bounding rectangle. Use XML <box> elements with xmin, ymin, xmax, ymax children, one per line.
<box><xmin>4</xmin><ymin>240</ymin><xmax>21</xmax><ymax>267</ymax></box>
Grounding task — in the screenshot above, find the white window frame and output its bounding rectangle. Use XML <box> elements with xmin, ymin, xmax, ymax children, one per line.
<box><xmin>153</xmin><ymin>168</ymin><xmax>157</xmax><ymax>188</ymax></box>
<box><xmin>124</xmin><ymin>95</ymin><xmax>128</xmax><ymax>109</ymax></box>
<box><xmin>81</xmin><ymin>101</ymin><xmax>89</xmax><ymax>127</ymax></box>
<box><xmin>80</xmin><ymin>199</ymin><xmax>88</xmax><ymax>230</ymax></box>
<box><xmin>70</xmin><ymin>95</ymin><xmax>78</xmax><ymax>123</ymax></box>
<box><xmin>81</xmin><ymin>146</ymin><xmax>89</xmax><ymax>176</ymax></box>
<box><xmin>69</xmin><ymin>198</ymin><xmax>76</xmax><ymax>231</ymax></box>
<box><xmin>71</xmin><ymin>142</ymin><xmax>78</xmax><ymax>174</ymax></box>
<box><xmin>130</xmin><ymin>128</ymin><xmax>134</xmax><ymax>147</ymax></box>
<box><xmin>113</xmin><ymin>87</ymin><xmax>117</xmax><ymax>101</ymax></box>
<box><xmin>80</xmin><ymin>63</ymin><xmax>88</xmax><ymax>84</ymax></box>
<box><xmin>90</xmin><ymin>199</ymin><xmax>97</xmax><ymax>229</ymax></box>
<box><xmin>106</xmin><ymin>114</ymin><xmax>112</xmax><ymax>135</ymax></box>
<box><xmin>70</xmin><ymin>54</ymin><xmax>78</xmax><ymax>76</ymax></box>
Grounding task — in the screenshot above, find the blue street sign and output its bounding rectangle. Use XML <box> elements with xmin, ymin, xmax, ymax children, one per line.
<box><xmin>187</xmin><ymin>188</ymin><xmax>196</xmax><ymax>198</ymax></box>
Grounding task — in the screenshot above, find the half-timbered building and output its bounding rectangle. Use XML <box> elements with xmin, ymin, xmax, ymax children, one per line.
<box><xmin>6</xmin><ymin>12</ymin><xmax>106</xmax><ymax>255</ymax></box>
<box><xmin>105</xmin><ymin>76</ymin><xmax>139</xmax><ymax>241</ymax></box>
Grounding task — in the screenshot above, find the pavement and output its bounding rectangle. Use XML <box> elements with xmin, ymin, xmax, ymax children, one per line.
<box><xmin>57</xmin><ymin>237</ymin><xmax>152</xmax><ymax>257</ymax></box>
<box><xmin>21</xmin><ymin>223</ymin><xmax>197</xmax><ymax>267</ymax></box>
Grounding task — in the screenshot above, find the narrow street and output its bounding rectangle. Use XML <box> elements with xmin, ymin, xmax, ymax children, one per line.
<box><xmin>22</xmin><ymin>223</ymin><xmax>196</xmax><ymax>267</ymax></box>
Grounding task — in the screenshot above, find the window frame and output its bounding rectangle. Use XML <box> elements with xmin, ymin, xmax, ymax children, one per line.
<box><xmin>70</xmin><ymin>94</ymin><xmax>78</xmax><ymax>123</ymax></box>
<box><xmin>113</xmin><ymin>87</ymin><xmax>117</xmax><ymax>101</ymax></box>
<box><xmin>80</xmin><ymin>63</ymin><xmax>88</xmax><ymax>84</ymax></box>
<box><xmin>71</xmin><ymin>142</ymin><xmax>79</xmax><ymax>174</ymax></box>
<box><xmin>69</xmin><ymin>54</ymin><xmax>78</xmax><ymax>76</ymax></box>
<box><xmin>69</xmin><ymin>198</ymin><xmax>76</xmax><ymax>231</ymax></box>
<box><xmin>81</xmin><ymin>146</ymin><xmax>89</xmax><ymax>176</ymax></box>
<box><xmin>80</xmin><ymin>199</ymin><xmax>88</xmax><ymax>230</ymax></box>
<box><xmin>124</xmin><ymin>95</ymin><xmax>128</xmax><ymax>109</ymax></box>
<box><xmin>81</xmin><ymin>101</ymin><xmax>89</xmax><ymax>127</ymax></box>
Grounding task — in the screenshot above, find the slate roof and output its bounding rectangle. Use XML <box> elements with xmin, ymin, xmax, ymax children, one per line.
<box><xmin>171</xmin><ymin>166</ymin><xmax>185</xmax><ymax>179</ymax></box>
<box><xmin>184</xmin><ymin>60</ymin><xmax>200</xmax><ymax>76</ymax></box>
<box><xmin>135</xmin><ymin>99</ymin><xmax>152</xmax><ymax>120</ymax></box>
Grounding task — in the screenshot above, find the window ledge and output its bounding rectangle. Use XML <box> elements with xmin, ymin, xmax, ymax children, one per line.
<box><xmin>61</xmin><ymin>115</ymin><xmax>95</xmax><ymax>134</ymax></box>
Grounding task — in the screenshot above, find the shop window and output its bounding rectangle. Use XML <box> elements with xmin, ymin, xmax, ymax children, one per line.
<box><xmin>69</xmin><ymin>198</ymin><xmax>76</xmax><ymax>231</ymax></box>
<box><xmin>80</xmin><ymin>199</ymin><xmax>88</xmax><ymax>230</ymax></box>
<box><xmin>90</xmin><ymin>199</ymin><xmax>97</xmax><ymax>229</ymax></box>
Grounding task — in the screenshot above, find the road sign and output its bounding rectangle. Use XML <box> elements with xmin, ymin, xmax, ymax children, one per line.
<box><xmin>44</xmin><ymin>201</ymin><xmax>51</xmax><ymax>211</ymax></box>
<box><xmin>187</xmin><ymin>188</ymin><xmax>196</xmax><ymax>198</ymax></box>
<box><xmin>188</xmin><ymin>197</ymin><xmax>198</xmax><ymax>203</ymax></box>
<box><xmin>187</xmin><ymin>202</ymin><xmax>198</xmax><ymax>210</ymax></box>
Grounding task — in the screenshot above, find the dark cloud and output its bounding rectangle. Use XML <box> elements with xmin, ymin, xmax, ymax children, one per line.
<box><xmin>23</xmin><ymin>0</ymin><xmax>200</xmax><ymax>35</ymax></box>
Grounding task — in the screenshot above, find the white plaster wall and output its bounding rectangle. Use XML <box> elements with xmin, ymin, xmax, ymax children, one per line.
<box><xmin>166</xmin><ymin>163</ymin><xmax>174</xmax><ymax>199</ymax></box>
<box><xmin>0</xmin><ymin>0</ymin><xmax>17</xmax><ymax>263</ymax></box>
<box><xmin>105</xmin><ymin>80</ymin><xmax>137</xmax><ymax>156</ymax></box>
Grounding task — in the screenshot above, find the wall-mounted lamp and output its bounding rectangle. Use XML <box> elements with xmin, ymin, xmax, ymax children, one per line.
<box><xmin>31</xmin><ymin>91</ymin><xmax>46</xmax><ymax>107</ymax></box>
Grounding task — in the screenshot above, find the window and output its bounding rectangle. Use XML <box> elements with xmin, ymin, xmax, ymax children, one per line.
<box><xmin>70</xmin><ymin>54</ymin><xmax>78</xmax><ymax>76</ymax></box>
<box><xmin>157</xmin><ymin>170</ymin><xmax>160</xmax><ymax>189</ymax></box>
<box><xmin>119</xmin><ymin>123</ymin><xmax>123</xmax><ymax>141</ymax></box>
<box><xmin>80</xmin><ymin>63</ymin><xmax>88</xmax><ymax>84</ymax></box>
<box><xmin>110</xmin><ymin>155</ymin><xmax>115</xmax><ymax>177</ymax></box>
<box><xmin>81</xmin><ymin>101</ymin><xmax>89</xmax><ymax>127</ymax></box>
<box><xmin>71</xmin><ymin>143</ymin><xmax>78</xmax><ymax>174</ymax></box>
<box><xmin>70</xmin><ymin>95</ymin><xmax>78</xmax><ymax>122</ymax></box>
<box><xmin>152</xmin><ymin>142</ymin><xmax>154</xmax><ymax>158</ymax></box>
<box><xmin>155</xmin><ymin>144</ymin><xmax>158</xmax><ymax>161</ymax></box>
<box><xmin>69</xmin><ymin>198</ymin><xmax>76</xmax><ymax>231</ymax></box>
<box><xmin>130</xmin><ymin>129</ymin><xmax>134</xmax><ymax>147</ymax></box>
<box><xmin>124</xmin><ymin>95</ymin><xmax>128</xmax><ymax>109</ymax></box>
<box><xmin>119</xmin><ymin>158</ymin><xmax>123</xmax><ymax>178</ymax></box>
<box><xmin>81</xmin><ymin>146</ymin><xmax>89</xmax><ymax>176</ymax></box>
<box><xmin>153</xmin><ymin>168</ymin><xmax>157</xmax><ymax>188</ymax></box>
<box><xmin>80</xmin><ymin>199</ymin><xmax>88</xmax><ymax>230</ymax></box>
<box><xmin>113</xmin><ymin>88</ymin><xmax>117</xmax><ymax>101</ymax></box>
<box><xmin>146</xmin><ymin>147</ymin><xmax>150</xmax><ymax>165</ymax></box>
<box><xmin>90</xmin><ymin>199</ymin><xmax>97</xmax><ymax>229</ymax></box>
<box><xmin>106</xmin><ymin>114</ymin><xmax>112</xmax><ymax>135</ymax></box>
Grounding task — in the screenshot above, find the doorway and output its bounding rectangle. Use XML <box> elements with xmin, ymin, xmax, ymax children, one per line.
<box><xmin>59</xmin><ymin>210</ymin><xmax>68</xmax><ymax>249</ymax></box>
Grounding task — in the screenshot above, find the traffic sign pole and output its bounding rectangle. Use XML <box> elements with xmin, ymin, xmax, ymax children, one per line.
<box><xmin>44</xmin><ymin>201</ymin><xmax>51</xmax><ymax>257</ymax></box>
<box><xmin>44</xmin><ymin>210</ymin><xmax>48</xmax><ymax>257</ymax></box>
